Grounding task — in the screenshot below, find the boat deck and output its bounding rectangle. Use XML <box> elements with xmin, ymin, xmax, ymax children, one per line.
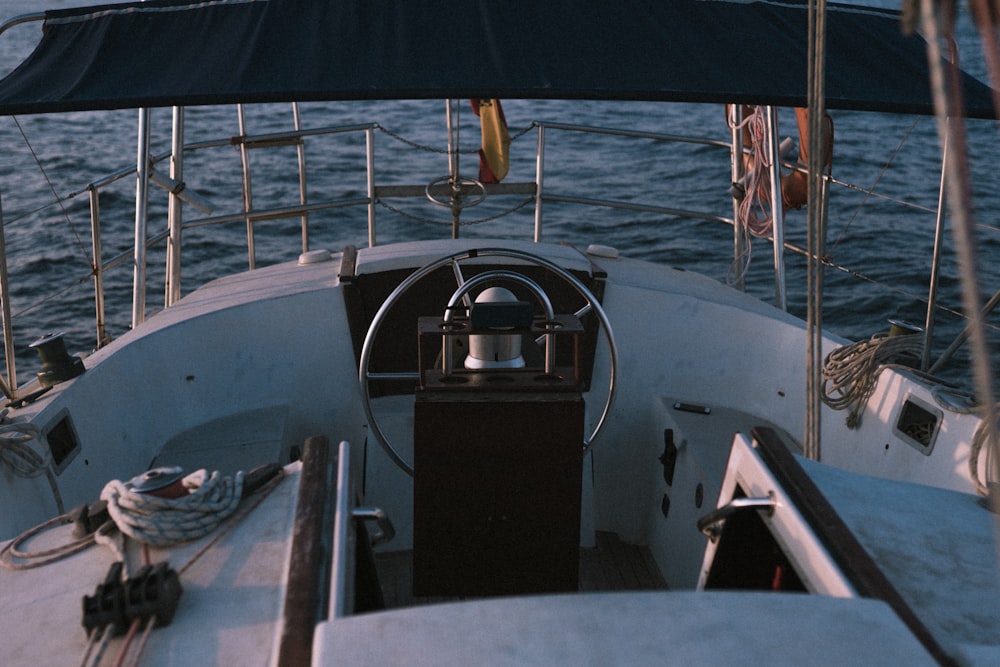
<box><xmin>375</xmin><ymin>531</ymin><xmax>667</xmax><ymax>608</ymax></box>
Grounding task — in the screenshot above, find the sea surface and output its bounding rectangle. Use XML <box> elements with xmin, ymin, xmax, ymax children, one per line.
<box><xmin>1</xmin><ymin>0</ymin><xmax>999</xmax><ymax>390</ymax></box>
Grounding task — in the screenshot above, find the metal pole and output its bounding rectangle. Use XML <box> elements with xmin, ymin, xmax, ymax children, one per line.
<box><xmin>132</xmin><ymin>108</ymin><xmax>151</xmax><ymax>328</ymax></box>
<box><xmin>804</xmin><ymin>0</ymin><xmax>828</xmax><ymax>462</ymax></box>
<box><xmin>293</xmin><ymin>102</ymin><xmax>309</xmax><ymax>253</ymax></box>
<box><xmin>446</xmin><ymin>99</ymin><xmax>461</xmax><ymax>239</ymax></box>
<box><xmin>923</xmin><ymin>128</ymin><xmax>948</xmax><ymax>372</ymax></box>
<box><xmin>165</xmin><ymin>106</ymin><xmax>184</xmax><ymax>307</ymax></box>
<box><xmin>534</xmin><ymin>124</ymin><xmax>545</xmax><ymax>243</ymax></box>
<box><xmin>89</xmin><ymin>187</ymin><xmax>107</xmax><ymax>348</ymax></box>
<box><xmin>366</xmin><ymin>126</ymin><xmax>376</xmax><ymax>247</ymax></box>
<box><xmin>730</xmin><ymin>105</ymin><xmax>746</xmax><ymax>291</ymax></box>
<box><xmin>238</xmin><ymin>104</ymin><xmax>256</xmax><ymax>270</ymax></box>
<box><xmin>765</xmin><ymin>106</ymin><xmax>787</xmax><ymax>311</ymax></box>
<box><xmin>930</xmin><ymin>287</ymin><xmax>1000</xmax><ymax>375</ymax></box>
<box><xmin>0</xmin><ymin>190</ymin><xmax>16</xmax><ymax>399</ymax></box>
<box><xmin>446</xmin><ymin>100</ymin><xmax>457</xmax><ymax>181</ymax></box>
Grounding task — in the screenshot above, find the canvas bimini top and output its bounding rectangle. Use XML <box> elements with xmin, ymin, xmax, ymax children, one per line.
<box><xmin>0</xmin><ymin>0</ymin><xmax>994</xmax><ymax>116</ymax></box>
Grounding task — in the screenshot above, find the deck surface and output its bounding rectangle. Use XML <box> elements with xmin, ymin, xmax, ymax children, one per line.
<box><xmin>579</xmin><ymin>531</ymin><xmax>667</xmax><ymax>591</ymax></box>
<box><xmin>375</xmin><ymin>531</ymin><xmax>667</xmax><ymax>608</ymax></box>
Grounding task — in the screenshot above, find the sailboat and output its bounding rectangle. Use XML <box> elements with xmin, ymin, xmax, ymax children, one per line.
<box><xmin>0</xmin><ymin>0</ymin><xmax>997</xmax><ymax>664</ymax></box>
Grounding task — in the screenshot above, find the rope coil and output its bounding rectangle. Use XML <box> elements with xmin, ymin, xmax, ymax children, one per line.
<box><xmin>0</xmin><ymin>513</ymin><xmax>95</xmax><ymax>570</ymax></box>
<box><xmin>0</xmin><ymin>419</ymin><xmax>66</xmax><ymax>514</ymax></box>
<box><xmin>970</xmin><ymin>413</ymin><xmax>998</xmax><ymax>497</ymax></box>
<box><xmin>101</xmin><ymin>469</ymin><xmax>244</xmax><ymax>547</ymax></box>
<box><xmin>0</xmin><ymin>421</ymin><xmax>50</xmax><ymax>478</ymax></box>
<box><xmin>733</xmin><ymin>106</ymin><xmax>775</xmax><ymax>241</ymax></box>
<box><xmin>2</xmin><ymin>465</ymin><xmax>281</xmax><ymax>572</ymax></box>
<box><xmin>821</xmin><ymin>332</ymin><xmax>923</xmax><ymax>428</ymax></box>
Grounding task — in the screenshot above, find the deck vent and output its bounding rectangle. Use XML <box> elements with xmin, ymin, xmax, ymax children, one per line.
<box><xmin>893</xmin><ymin>396</ymin><xmax>941</xmax><ymax>456</ymax></box>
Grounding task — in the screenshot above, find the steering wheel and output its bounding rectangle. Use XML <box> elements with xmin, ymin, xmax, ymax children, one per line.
<box><xmin>425</xmin><ymin>174</ymin><xmax>487</xmax><ymax>210</ymax></box>
<box><xmin>358</xmin><ymin>247</ymin><xmax>618</xmax><ymax>477</ymax></box>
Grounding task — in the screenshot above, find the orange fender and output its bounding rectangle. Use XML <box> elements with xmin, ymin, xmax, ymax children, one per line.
<box><xmin>472</xmin><ymin>99</ymin><xmax>511</xmax><ymax>184</ymax></box>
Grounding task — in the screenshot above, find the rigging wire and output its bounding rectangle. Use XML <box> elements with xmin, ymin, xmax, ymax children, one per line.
<box><xmin>375</xmin><ymin>121</ymin><xmax>535</xmax><ymax>155</ymax></box>
<box><xmin>804</xmin><ymin>0</ymin><xmax>829</xmax><ymax>461</ymax></box>
<box><xmin>375</xmin><ymin>120</ymin><xmax>536</xmax><ymax>228</ymax></box>
<box><xmin>778</xmin><ymin>234</ymin><xmax>1000</xmax><ymax>333</ymax></box>
<box><xmin>918</xmin><ymin>0</ymin><xmax>1000</xmax><ymax>499</ymax></box>
<box><xmin>964</xmin><ymin>0</ymin><xmax>1000</xmax><ymax>499</ymax></box>
<box><xmin>826</xmin><ymin>117</ymin><xmax>921</xmax><ymax>256</ymax></box>
<box><xmin>377</xmin><ymin>195</ymin><xmax>535</xmax><ymax>228</ymax></box>
<box><xmin>9</xmin><ymin>116</ymin><xmax>91</xmax><ymax>264</ymax></box>
<box><xmin>825</xmin><ymin>171</ymin><xmax>935</xmax><ymax>213</ymax></box>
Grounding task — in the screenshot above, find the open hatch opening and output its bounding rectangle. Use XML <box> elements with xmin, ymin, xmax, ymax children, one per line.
<box><xmin>702</xmin><ymin>486</ymin><xmax>807</xmax><ymax>592</ymax></box>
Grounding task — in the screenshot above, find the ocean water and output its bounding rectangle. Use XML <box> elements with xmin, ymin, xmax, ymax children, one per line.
<box><xmin>0</xmin><ymin>0</ymin><xmax>999</xmax><ymax>389</ymax></box>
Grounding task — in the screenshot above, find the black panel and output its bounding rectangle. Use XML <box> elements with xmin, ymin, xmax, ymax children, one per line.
<box><xmin>413</xmin><ymin>391</ymin><xmax>584</xmax><ymax>597</ymax></box>
<box><xmin>345</xmin><ymin>262</ymin><xmax>602</xmax><ymax>398</ymax></box>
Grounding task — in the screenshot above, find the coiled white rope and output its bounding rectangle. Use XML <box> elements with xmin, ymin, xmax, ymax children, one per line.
<box><xmin>0</xmin><ymin>511</ymin><xmax>95</xmax><ymax>570</ymax></box>
<box><xmin>726</xmin><ymin>106</ymin><xmax>772</xmax><ymax>284</ymax></box>
<box><xmin>101</xmin><ymin>469</ymin><xmax>244</xmax><ymax>547</ymax></box>
<box><xmin>0</xmin><ymin>421</ymin><xmax>49</xmax><ymax>478</ymax></box>
<box><xmin>821</xmin><ymin>332</ymin><xmax>923</xmax><ymax>428</ymax></box>
<box><xmin>3</xmin><ymin>466</ymin><xmax>280</xmax><ymax>571</ymax></box>
<box><xmin>969</xmin><ymin>413</ymin><xmax>999</xmax><ymax>497</ymax></box>
<box><xmin>735</xmin><ymin>106</ymin><xmax>775</xmax><ymax>240</ymax></box>
<box><xmin>0</xmin><ymin>419</ymin><xmax>66</xmax><ymax>514</ymax></box>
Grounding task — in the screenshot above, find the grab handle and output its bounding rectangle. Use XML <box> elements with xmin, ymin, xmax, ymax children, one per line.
<box><xmin>353</xmin><ymin>506</ymin><xmax>396</xmax><ymax>546</ymax></box>
<box><xmin>697</xmin><ymin>493</ymin><xmax>775</xmax><ymax>541</ymax></box>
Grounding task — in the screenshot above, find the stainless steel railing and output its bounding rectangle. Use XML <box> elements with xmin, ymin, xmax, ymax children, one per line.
<box><xmin>0</xmin><ymin>101</ymin><xmax>966</xmax><ymax>400</ymax></box>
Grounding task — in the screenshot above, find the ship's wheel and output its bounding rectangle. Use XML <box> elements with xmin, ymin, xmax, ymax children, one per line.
<box><xmin>358</xmin><ymin>247</ymin><xmax>618</xmax><ymax>476</ymax></box>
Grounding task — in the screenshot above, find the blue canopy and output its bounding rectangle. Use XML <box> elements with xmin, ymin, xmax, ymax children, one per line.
<box><xmin>0</xmin><ymin>0</ymin><xmax>993</xmax><ymax>117</ymax></box>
